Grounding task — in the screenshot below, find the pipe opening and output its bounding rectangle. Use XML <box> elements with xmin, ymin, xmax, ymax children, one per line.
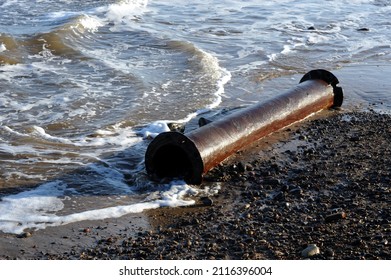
<box><xmin>145</xmin><ymin>131</ymin><xmax>204</xmax><ymax>184</ymax></box>
<box><xmin>152</xmin><ymin>144</ymin><xmax>193</xmax><ymax>179</ymax></box>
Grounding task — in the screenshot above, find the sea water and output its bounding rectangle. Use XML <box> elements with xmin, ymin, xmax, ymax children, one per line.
<box><xmin>1</xmin><ymin>0</ymin><xmax>391</xmax><ymax>234</ymax></box>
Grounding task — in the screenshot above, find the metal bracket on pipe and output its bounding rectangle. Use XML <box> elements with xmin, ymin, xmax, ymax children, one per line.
<box><xmin>145</xmin><ymin>69</ymin><xmax>343</xmax><ymax>185</ymax></box>
<box><xmin>300</xmin><ymin>69</ymin><xmax>343</xmax><ymax>107</ymax></box>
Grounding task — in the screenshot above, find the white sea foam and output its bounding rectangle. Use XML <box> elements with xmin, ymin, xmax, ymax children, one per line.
<box><xmin>32</xmin><ymin>126</ymin><xmax>74</xmax><ymax>144</ymax></box>
<box><xmin>0</xmin><ymin>181</ymin><xmax>67</xmax><ymax>234</ymax></box>
<box><xmin>0</xmin><ymin>43</ymin><xmax>6</xmax><ymax>52</ymax></box>
<box><xmin>86</xmin><ymin>0</ymin><xmax>149</xmax><ymax>31</ymax></box>
<box><xmin>0</xmin><ymin>179</ymin><xmax>198</xmax><ymax>234</ymax></box>
<box><xmin>77</xmin><ymin>15</ymin><xmax>103</xmax><ymax>33</ymax></box>
<box><xmin>2</xmin><ymin>171</ymin><xmax>46</xmax><ymax>181</ymax></box>
<box><xmin>0</xmin><ymin>142</ymin><xmax>38</xmax><ymax>156</ymax></box>
<box><xmin>268</xmin><ymin>53</ymin><xmax>278</xmax><ymax>62</ymax></box>
<box><xmin>281</xmin><ymin>45</ymin><xmax>294</xmax><ymax>55</ymax></box>
<box><xmin>104</xmin><ymin>0</ymin><xmax>149</xmax><ymax>24</ymax></box>
<box><xmin>139</xmin><ymin>121</ymin><xmax>171</xmax><ymax>139</ymax></box>
<box><xmin>306</xmin><ymin>34</ymin><xmax>329</xmax><ymax>45</ymax></box>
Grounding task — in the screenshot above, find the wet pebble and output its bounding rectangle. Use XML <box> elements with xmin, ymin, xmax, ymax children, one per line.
<box><xmin>325</xmin><ymin>248</ymin><xmax>335</xmax><ymax>258</ymax></box>
<box><xmin>289</xmin><ymin>187</ymin><xmax>303</xmax><ymax>196</ymax></box>
<box><xmin>17</xmin><ymin>232</ymin><xmax>32</xmax><ymax>238</ymax></box>
<box><xmin>301</xmin><ymin>244</ymin><xmax>320</xmax><ymax>258</ymax></box>
<box><xmin>200</xmin><ymin>197</ymin><xmax>213</xmax><ymax>206</ymax></box>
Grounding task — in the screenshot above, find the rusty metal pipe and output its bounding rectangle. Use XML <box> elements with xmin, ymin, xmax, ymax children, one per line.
<box><xmin>145</xmin><ymin>69</ymin><xmax>343</xmax><ymax>184</ymax></box>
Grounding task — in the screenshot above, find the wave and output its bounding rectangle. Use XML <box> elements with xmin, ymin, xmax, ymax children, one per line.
<box><xmin>0</xmin><ymin>0</ymin><xmax>149</xmax><ymax>65</ymax></box>
<box><xmin>0</xmin><ymin>16</ymin><xmax>95</xmax><ymax>65</ymax></box>
<box><xmin>169</xmin><ymin>40</ymin><xmax>231</xmax><ymax>108</ymax></box>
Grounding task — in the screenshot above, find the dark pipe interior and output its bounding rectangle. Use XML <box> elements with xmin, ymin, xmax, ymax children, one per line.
<box><xmin>152</xmin><ymin>144</ymin><xmax>193</xmax><ymax>180</ymax></box>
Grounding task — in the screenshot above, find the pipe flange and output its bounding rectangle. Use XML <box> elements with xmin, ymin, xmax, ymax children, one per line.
<box><xmin>300</xmin><ymin>69</ymin><xmax>343</xmax><ymax>108</ymax></box>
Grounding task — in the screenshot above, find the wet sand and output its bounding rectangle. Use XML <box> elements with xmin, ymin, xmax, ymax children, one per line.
<box><xmin>1</xmin><ymin>108</ymin><xmax>389</xmax><ymax>260</ymax></box>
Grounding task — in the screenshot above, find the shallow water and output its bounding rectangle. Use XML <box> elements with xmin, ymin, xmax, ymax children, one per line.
<box><xmin>1</xmin><ymin>0</ymin><xmax>391</xmax><ymax>234</ymax></box>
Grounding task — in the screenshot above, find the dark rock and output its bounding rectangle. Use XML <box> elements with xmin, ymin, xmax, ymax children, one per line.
<box><xmin>349</xmin><ymin>136</ymin><xmax>361</xmax><ymax>142</ymax></box>
<box><xmin>198</xmin><ymin>117</ymin><xmax>212</xmax><ymax>127</ymax></box>
<box><xmin>289</xmin><ymin>187</ymin><xmax>303</xmax><ymax>196</ymax></box>
<box><xmin>200</xmin><ymin>197</ymin><xmax>213</xmax><ymax>206</ymax></box>
<box><xmin>167</xmin><ymin>122</ymin><xmax>185</xmax><ymax>133</ymax></box>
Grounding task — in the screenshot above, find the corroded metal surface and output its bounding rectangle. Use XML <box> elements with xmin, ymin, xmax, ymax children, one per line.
<box><xmin>145</xmin><ymin>70</ymin><xmax>343</xmax><ymax>184</ymax></box>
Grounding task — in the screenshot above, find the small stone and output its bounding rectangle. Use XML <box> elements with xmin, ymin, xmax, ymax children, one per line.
<box><xmin>289</xmin><ymin>187</ymin><xmax>303</xmax><ymax>196</ymax></box>
<box><xmin>168</xmin><ymin>122</ymin><xmax>185</xmax><ymax>132</ymax></box>
<box><xmin>301</xmin><ymin>244</ymin><xmax>320</xmax><ymax>258</ymax></box>
<box><xmin>17</xmin><ymin>232</ymin><xmax>32</xmax><ymax>238</ymax></box>
<box><xmin>198</xmin><ymin>117</ymin><xmax>212</xmax><ymax>127</ymax></box>
<box><xmin>264</xmin><ymin>178</ymin><xmax>280</xmax><ymax>186</ymax></box>
<box><xmin>235</xmin><ymin>162</ymin><xmax>245</xmax><ymax>172</ymax></box>
<box><xmin>273</xmin><ymin>191</ymin><xmax>285</xmax><ymax>201</ymax></box>
<box><xmin>200</xmin><ymin>197</ymin><xmax>213</xmax><ymax>206</ymax></box>
<box><xmin>83</xmin><ymin>228</ymin><xmax>91</xmax><ymax>233</ymax></box>
<box><xmin>349</xmin><ymin>136</ymin><xmax>360</xmax><ymax>142</ymax></box>
<box><xmin>325</xmin><ymin>212</ymin><xmax>347</xmax><ymax>223</ymax></box>
<box><xmin>245</xmin><ymin>164</ymin><xmax>254</xmax><ymax>171</ymax></box>
<box><xmin>299</xmin><ymin>135</ymin><xmax>307</xmax><ymax>141</ymax></box>
<box><xmin>325</xmin><ymin>248</ymin><xmax>335</xmax><ymax>257</ymax></box>
<box><xmin>271</xmin><ymin>240</ymin><xmax>281</xmax><ymax>247</ymax></box>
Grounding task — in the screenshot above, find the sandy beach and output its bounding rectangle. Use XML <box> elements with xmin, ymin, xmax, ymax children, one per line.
<box><xmin>1</xmin><ymin>107</ymin><xmax>389</xmax><ymax>260</ymax></box>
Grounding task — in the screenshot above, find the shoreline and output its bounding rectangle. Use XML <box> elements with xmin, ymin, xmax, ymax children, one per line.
<box><xmin>1</xmin><ymin>108</ymin><xmax>389</xmax><ymax>260</ymax></box>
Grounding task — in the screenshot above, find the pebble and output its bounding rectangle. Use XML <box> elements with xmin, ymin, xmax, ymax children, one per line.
<box><xmin>168</xmin><ymin>122</ymin><xmax>185</xmax><ymax>132</ymax></box>
<box><xmin>200</xmin><ymin>197</ymin><xmax>213</xmax><ymax>206</ymax></box>
<box><xmin>301</xmin><ymin>244</ymin><xmax>320</xmax><ymax>258</ymax></box>
<box><xmin>325</xmin><ymin>212</ymin><xmax>347</xmax><ymax>223</ymax></box>
<box><xmin>325</xmin><ymin>248</ymin><xmax>335</xmax><ymax>258</ymax></box>
<box><xmin>289</xmin><ymin>187</ymin><xmax>303</xmax><ymax>196</ymax></box>
<box><xmin>83</xmin><ymin>228</ymin><xmax>91</xmax><ymax>233</ymax></box>
<box><xmin>298</xmin><ymin>135</ymin><xmax>308</xmax><ymax>141</ymax></box>
<box><xmin>17</xmin><ymin>232</ymin><xmax>32</xmax><ymax>238</ymax></box>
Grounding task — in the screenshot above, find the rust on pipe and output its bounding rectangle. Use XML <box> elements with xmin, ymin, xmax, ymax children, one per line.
<box><xmin>145</xmin><ymin>69</ymin><xmax>343</xmax><ymax>184</ymax></box>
